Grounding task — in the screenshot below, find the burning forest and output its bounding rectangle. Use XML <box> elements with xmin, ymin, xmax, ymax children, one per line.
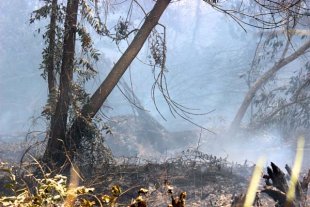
<box><xmin>1</xmin><ymin>0</ymin><xmax>310</xmax><ymax>206</ymax></box>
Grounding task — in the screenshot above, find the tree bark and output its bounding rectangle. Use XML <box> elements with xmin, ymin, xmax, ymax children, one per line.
<box><xmin>230</xmin><ymin>39</ymin><xmax>310</xmax><ymax>133</ymax></box>
<box><xmin>66</xmin><ymin>0</ymin><xmax>171</xmax><ymax>160</ymax></box>
<box><xmin>44</xmin><ymin>0</ymin><xmax>79</xmax><ymax>165</ymax></box>
<box><xmin>47</xmin><ymin>0</ymin><xmax>57</xmax><ymax>93</ymax></box>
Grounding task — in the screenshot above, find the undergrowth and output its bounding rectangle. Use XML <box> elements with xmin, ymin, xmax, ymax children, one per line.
<box><xmin>1</xmin><ymin>144</ymin><xmax>309</xmax><ymax>207</ymax></box>
<box><xmin>0</xmin><ymin>162</ymin><xmax>187</xmax><ymax>207</ymax></box>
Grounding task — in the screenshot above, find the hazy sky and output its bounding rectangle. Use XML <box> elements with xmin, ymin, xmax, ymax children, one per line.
<box><xmin>0</xmin><ymin>0</ymin><xmax>257</xmax><ymax>136</ymax></box>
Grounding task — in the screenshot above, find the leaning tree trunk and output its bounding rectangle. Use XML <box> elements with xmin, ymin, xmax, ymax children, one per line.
<box><xmin>65</xmin><ymin>0</ymin><xmax>172</xmax><ymax>162</ymax></box>
<box><xmin>44</xmin><ymin>0</ymin><xmax>79</xmax><ymax>165</ymax></box>
<box><xmin>230</xmin><ymin>39</ymin><xmax>310</xmax><ymax>133</ymax></box>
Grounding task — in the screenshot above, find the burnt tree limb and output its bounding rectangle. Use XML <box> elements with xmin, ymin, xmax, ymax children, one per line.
<box><xmin>262</xmin><ymin>162</ymin><xmax>310</xmax><ymax>207</ymax></box>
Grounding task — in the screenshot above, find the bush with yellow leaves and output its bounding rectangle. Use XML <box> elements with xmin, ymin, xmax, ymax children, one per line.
<box><xmin>0</xmin><ymin>162</ymin><xmax>94</xmax><ymax>207</ymax></box>
<box><xmin>0</xmin><ymin>162</ymin><xmax>177</xmax><ymax>207</ymax></box>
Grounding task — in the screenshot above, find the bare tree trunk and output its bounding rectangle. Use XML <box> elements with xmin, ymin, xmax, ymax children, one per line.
<box><xmin>47</xmin><ymin>0</ymin><xmax>57</xmax><ymax>93</ymax></box>
<box><xmin>44</xmin><ymin>0</ymin><xmax>79</xmax><ymax>165</ymax></box>
<box><xmin>230</xmin><ymin>39</ymin><xmax>310</xmax><ymax>133</ymax></box>
<box><xmin>66</xmin><ymin>0</ymin><xmax>171</xmax><ymax>160</ymax></box>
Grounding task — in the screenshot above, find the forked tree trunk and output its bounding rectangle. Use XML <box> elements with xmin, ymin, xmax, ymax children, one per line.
<box><xmin>65</xmin><ymin>0</ymin><xmax>172</xmax><ymax>162</ymax></box>
<box><xmin>44</xmin><ymin>0</ymin><xmax>79</xmax><ymax>165</ymax></box>
<box><xmin>230</xmin><ymin>39</ymin><xmax>310</xmax><ymax>133</ymax></box>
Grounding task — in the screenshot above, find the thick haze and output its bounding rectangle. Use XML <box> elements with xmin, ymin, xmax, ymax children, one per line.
<box><xmin>1</xmin><ymin>0</ymin><xmax>306</xmax><ymax>167</ymax></box>
<box><xmin>0</xmin><ymin>0</ymin><xmax>257</xmax><ymax>134</ymax></box>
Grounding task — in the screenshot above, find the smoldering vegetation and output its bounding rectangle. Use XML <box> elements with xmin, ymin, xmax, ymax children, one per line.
<box><xmin>2</xmin><ymin>0</ymin><xmax>310</xmax><ymax>206</ymax></box>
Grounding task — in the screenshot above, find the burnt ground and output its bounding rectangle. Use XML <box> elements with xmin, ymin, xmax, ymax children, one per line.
<box><xmin>1</xmin><ymin>139</ymin><xmax>309</xmax><ymax>206</ymax></box>
<box><xmin>76</xmin><ymin>149</ymin><xmax>279</xmax><ymax>206</ymax></box>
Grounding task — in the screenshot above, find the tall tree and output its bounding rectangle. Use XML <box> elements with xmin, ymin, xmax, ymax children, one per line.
<box><xmin>229</xmin><ymin>1</ymin><xmax>310</xmax><ymax>133</ymax></box>
<box><xmin>44</xmin><ymin>0</ymin><xmax>80</xmax><ymax>164</ymax></box>
<box><xmin>47</xmin><ymin>0</ymin><xmax>57</xmax><ymax>94</ymax></box>
<box><xmin>230</xmin><ymin>39</ymin><xmax>310</xmax><ymax>132</ymax></box>
<box><xmin>43</xmin><ymin>0</ymin><xmax>172</xmax><ymax>166</ymax></box>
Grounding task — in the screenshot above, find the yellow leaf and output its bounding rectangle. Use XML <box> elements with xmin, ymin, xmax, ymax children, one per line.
<box><xmin>102</xmin><ymin>195</ymin><xmax>111</xmax><ymax>203</ymax></box>
<box><xmin>111</xmin><ymin>185</ymin><xmax>121</xmax><ymax>197</ymax></box>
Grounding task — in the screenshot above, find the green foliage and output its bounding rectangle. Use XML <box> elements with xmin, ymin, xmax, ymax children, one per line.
<box><xmin>75</xmin><ymin>25</ymin><xmax>100</xmax><ymax>85</ymax></box>
<box><xmin>30</xmin><ymin>4</ymin><xmax>50</xmax><ymax>23</ymax></box>
<box><xmin>31</xmin><ymin>0</ymin><xmax>104</xmax><ymax>140</ymax></box>
<box><xmin>80</xmin><ymin>0</ymin><xmax>108</xmax><ymax>35</ymax></box>
<box><xmin>42</xmin><ymin>87</ymin><xmax>59</xmax><ymax>117</ymax></box>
